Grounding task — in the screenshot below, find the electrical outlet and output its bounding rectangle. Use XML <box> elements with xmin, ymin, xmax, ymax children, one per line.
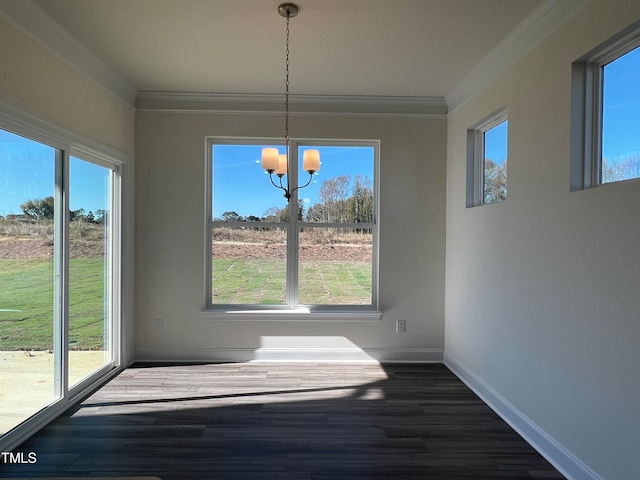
<box><xmin>154</xmin><ymin>318</ymin><xmax>164</xmax><ymax>333</ymax></box>
<box><xmin>396</xmin><ymin>319</ymin><xmax>406</xmax><ymax>333</ymax></box>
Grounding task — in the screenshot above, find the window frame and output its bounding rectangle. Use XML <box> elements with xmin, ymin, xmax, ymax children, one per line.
<box><xmin>466</xmin><ymin>108</ymin><xmax>508</xmax><ymax>207</ymax></box>
<box><xmin>570</xmin><ymin>20</ymin><xmax>640</xmax><ymax>191</ymax></box>
<box><xmin>204</xmin><ymin>136</ymin><xmax>381</xmax><ymax>320</ymax></box>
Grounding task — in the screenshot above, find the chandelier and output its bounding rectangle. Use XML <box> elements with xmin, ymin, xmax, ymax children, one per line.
<box><xmin>260</xmin><ymin>3</ymin><xmax>319</xmax><ymax>201</ymax></box>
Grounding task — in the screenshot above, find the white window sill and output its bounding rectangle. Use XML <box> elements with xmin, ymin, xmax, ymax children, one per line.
<box><xmin>201</xmin><ymin>308</ymin><xmax>383</xmax><ymax>322</ymax></box>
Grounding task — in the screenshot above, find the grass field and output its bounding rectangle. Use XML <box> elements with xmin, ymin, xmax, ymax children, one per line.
<box><xmin>213</xmin><ymin>258</ymin><xmax>372</xmax><ymax>304</ymax></box>
<box><xmin>1</xmin><ymin>222</ymin><xmax>372</xmax><ymax>349</ymax></box>
<box><xmin>0</xmin><ymin>258</ymin><xmax>106</xmax><ymax>350</ymax></box>
<box><xmin>2</xmin><ymin>255</ymin><xmax>372</xmax><ymax>350</ymax></box>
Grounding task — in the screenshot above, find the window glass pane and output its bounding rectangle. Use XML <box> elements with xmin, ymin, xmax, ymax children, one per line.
<box><xmin>68</xmin><ymin>157</ymin><xmax>112</xmax><ymax>387</ymax></box>
<box><xmin>212</xmin><ymin>144</ymin><xmax>287</xmax><ymax>222</ymax></box>
<box><xmin>210</xmin><ymin>141</ymin><xmax>377</xmax><ymax>308</ymax></box>
<box><xmin>298</xmin><ymin>227</ymin><xmax>373</xmax><ymax>305</ymax></box>
<box><xmin>212</xmin><ymin>225</ymin><xmax>287</xmax><ymax>305</ymax></box>
<box><xmin>602</xmin><ymin>45</ymin><xmax>640</xmax><ymax>183</ymax></box>
<box><xmin>0</xmin><ymin>129</ymin><xmax>58</xmax><ymax>435</ymax></box>
<box><xmin>483</xmin><ymin>121</ymin><xmax>508</xmax><ymax>204</ymax></box>
<box><xmin>300</xmin><ymin>146</ymin><xmax>375</xmax><ymax>224</ymax></box>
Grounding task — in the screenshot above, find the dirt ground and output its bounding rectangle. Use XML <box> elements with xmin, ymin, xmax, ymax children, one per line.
<box><xmin>214</xmin><ymin>241</ymin><xmax>372</xmax><ymax>262</ymax></box>
<box><xmin>0</xmin><ymin>236</ymin><xmax>102</xmax><ymax>259</ymax></box>
<box><xmin>0</xmin><ymin>237</ymin><xmax>373</xmax><ymax>263</ymax></box>
<box><xmin>0</xmin><ymin>237</ymin><xmax>53</xmax><ymax>259</ymax></box>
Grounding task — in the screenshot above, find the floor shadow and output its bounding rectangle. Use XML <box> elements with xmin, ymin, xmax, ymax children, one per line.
<box><xmin>2</xmin><ymin>362</ymin><xmax>565</xmax><ymax>480</ymax></box>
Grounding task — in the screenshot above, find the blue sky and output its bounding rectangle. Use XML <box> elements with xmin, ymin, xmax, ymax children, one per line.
<box><xmin>603</xmin><ymin>45</ymin><xmax>640</xmax><ymax>160</ymax></box>
<box><xmin>484</xmin><ymin>121</ymin><xmax>508</xmax><ymax>164</ymax></box>
<box><xmin>212</xmin><ymin>144</ymin><xmax>374</xmax><ymax>219</ymax></box>
<box><xmin>0</xmin><ymin>129</ymin><xmax>110</xmax><ymax>217</ymax></box>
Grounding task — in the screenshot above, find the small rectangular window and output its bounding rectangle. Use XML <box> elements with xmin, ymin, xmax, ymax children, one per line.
<box><xmin>467</xmin><ymin>110</ymin><xmax>508</xmax><ymax>207</ymax></box>
<box><xmin>571</xmin><ymin>20</ymin><xmax>640</xmax><ymax>190</ymax></box>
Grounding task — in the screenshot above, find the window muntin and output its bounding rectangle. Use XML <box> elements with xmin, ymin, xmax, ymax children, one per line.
<box><xmin>601</xmin><ymin>44</ymin><xmax>640</xmax><ymax>184</ymax></box>
<box><xmin>467</xmin><ymin>110</ymin><xmax>508</xmax><ymax>207</ymax></box>
<box><xmin>208</xmin><ymin>139</ymin><xmax>378</xmax><ymax>310</ymax></box>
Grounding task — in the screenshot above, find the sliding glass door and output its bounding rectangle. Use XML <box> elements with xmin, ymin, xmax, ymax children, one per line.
<box><xmin>0</xmin><ymin>128</ymin><xmax>120</xmax><ymax>437</ymax></box>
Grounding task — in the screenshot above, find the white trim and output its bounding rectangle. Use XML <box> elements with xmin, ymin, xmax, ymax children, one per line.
<box><xmin>0</xmin><ymin>99</ymin><xmax>130</xmax><ymax>164</ymax></box>
<box><xmin>136</xmin><ymin>92</ymin><xmax>448</xmax><ymax>118</ymax></box>
<box><xmin>136</xmin><ymin>348</ymin><xmax>443</xmax><ymax>364</ymax></box>
<box><xmin>444</xmin><ymin>353</ymin><xmax>603</xmax><ymax>480</ymax></box>
<box><xmin>201</xmin><ymin>309</ymin><xmax>382</xmax><ymax>322</ymax></box>
<box><xmin>447</xmin><ymin>0</ymin><xmax>593</xmax><ymax>113</ymax></box>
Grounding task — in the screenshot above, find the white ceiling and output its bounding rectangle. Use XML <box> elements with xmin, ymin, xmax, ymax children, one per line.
<box><xmin>28</xmin><ymin>0</ymin><xmax>544</xmax><ymax>101</ymax></box>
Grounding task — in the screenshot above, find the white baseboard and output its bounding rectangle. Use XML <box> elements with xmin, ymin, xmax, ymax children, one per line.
<box><xmin>135</xmin><ymin>347</ymin><xmax>443</xmax><ymax>364</ymax></box>
<box><xmin>443</xmin><ymin>353</ymin><xmax>601</xmax><ymax>480</ymax></box>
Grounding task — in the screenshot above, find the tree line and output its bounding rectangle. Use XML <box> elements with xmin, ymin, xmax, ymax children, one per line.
<box><xmin>12</xmin><ymin>196</ymin><xmax>107</xmax><ymax>224</ymax></box>
<box><xmin>482</xmin><ymin>153</ymin><xmax>640</xmax><ymax>202</ymax></box>
<box><xmin>484</xmin><ymin>159</ymin><xmax>507</xmax><ymax>203</ymax></box>
<box><xmin>216</xmin><ymin>175</ymin><xmax>374</xmax><ymax>225</ymax></box>
<box><xmin>602</xmin><ymin>153</ymin><xmax>640</xmax><ymax>183</ymax></box>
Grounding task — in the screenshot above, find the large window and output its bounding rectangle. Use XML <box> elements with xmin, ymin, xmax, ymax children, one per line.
<box><xmin>571</xmin><ymin>21</ymin><xmax>640</xmax><ymax>190</ymax></box>
<box><xmin>467</xmin><ymin>110</ymin><xmax>508</xmax><ymax>207</ymax></box>
<box><xmin>206</xmin><ymin>139</ymin><xmax>379</xmax><ymax>313</ymax></box>
<box><xmin>0</xmin><ymin>126</ymin><xmax>120</xmax><ymax>441</ymax></box>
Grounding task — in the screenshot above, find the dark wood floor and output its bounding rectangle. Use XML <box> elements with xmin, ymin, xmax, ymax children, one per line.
<box><xmin>3</xmin><ymin>363</ymin><xmax>564</xmax><ymax>479</ymax></box>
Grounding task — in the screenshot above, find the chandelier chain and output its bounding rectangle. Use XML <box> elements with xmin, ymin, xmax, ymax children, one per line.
<box><xmin>263</xmin><ymin>4</ymin><xmax>315</xmax><ymax>203</ymax></box>
<box><xmin>284</xmin><ymin>12</ymin><xmax>291</xmax><ymax>150</ymax></box>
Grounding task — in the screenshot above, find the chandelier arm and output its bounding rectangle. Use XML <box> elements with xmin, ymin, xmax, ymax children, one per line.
<box><xmin>289</xmin><ymin>171</ymin><xmax>315</xmax><ymax>197</ymax></box>
<box><xmin>269</xmin><ymin>172</ymin><xmax>289</xmax><ymax>195</ymax></box>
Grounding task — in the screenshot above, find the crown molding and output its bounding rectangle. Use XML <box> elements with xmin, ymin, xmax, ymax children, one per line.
<box><xmin>1</xmin><ymin>0</ymin><xmax>592</xmax><ymax>116</ymax></box>
<box><xmin>136</xmin><ymin>92</ymin><xmax>448</xmax><ymax>118</ymax></box>
<box><xmin>0</xmin><ymin>0</ymin><xmax>137</xmax><ymax>106</ymax></box>
<box><xmin>446</xmin><ymin>0</ymin><xmax>593</xmax><ymax>113</ymax></box>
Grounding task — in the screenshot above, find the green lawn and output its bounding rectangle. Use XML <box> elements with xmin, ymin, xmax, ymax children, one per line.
<box><xmin>0</xmin><ymin>259</ymin><xmax>106</xmax><ymax>350</ymax></box>
<box><xmin>1</xmin><ymin>257</ymin><xmax>372</xmax><ymax>349</ymax></box>
<box><xmin>213</xmin><ymin>258</ymin><xmax>372</xmax><ymax>305</ymax></box>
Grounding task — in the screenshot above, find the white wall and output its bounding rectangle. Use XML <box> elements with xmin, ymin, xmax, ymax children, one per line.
<box><xmin>0</xmin><ymin>19</ymin><xmax>134</xmax><ymax>154</ymax></box>
<box><xmin>134</xmin><ymin>111</ymin><xmax>446</xmax><ymax>362</ymax></box>
<box><xmin>445</xmin><ymin>1</ymin><xmax>640</xmax><ymax>479</ymax></box>
<box><xmin>0</xmin><ymin>18</ymin><xmax>136</xmax><ymax>364</ymax></box>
